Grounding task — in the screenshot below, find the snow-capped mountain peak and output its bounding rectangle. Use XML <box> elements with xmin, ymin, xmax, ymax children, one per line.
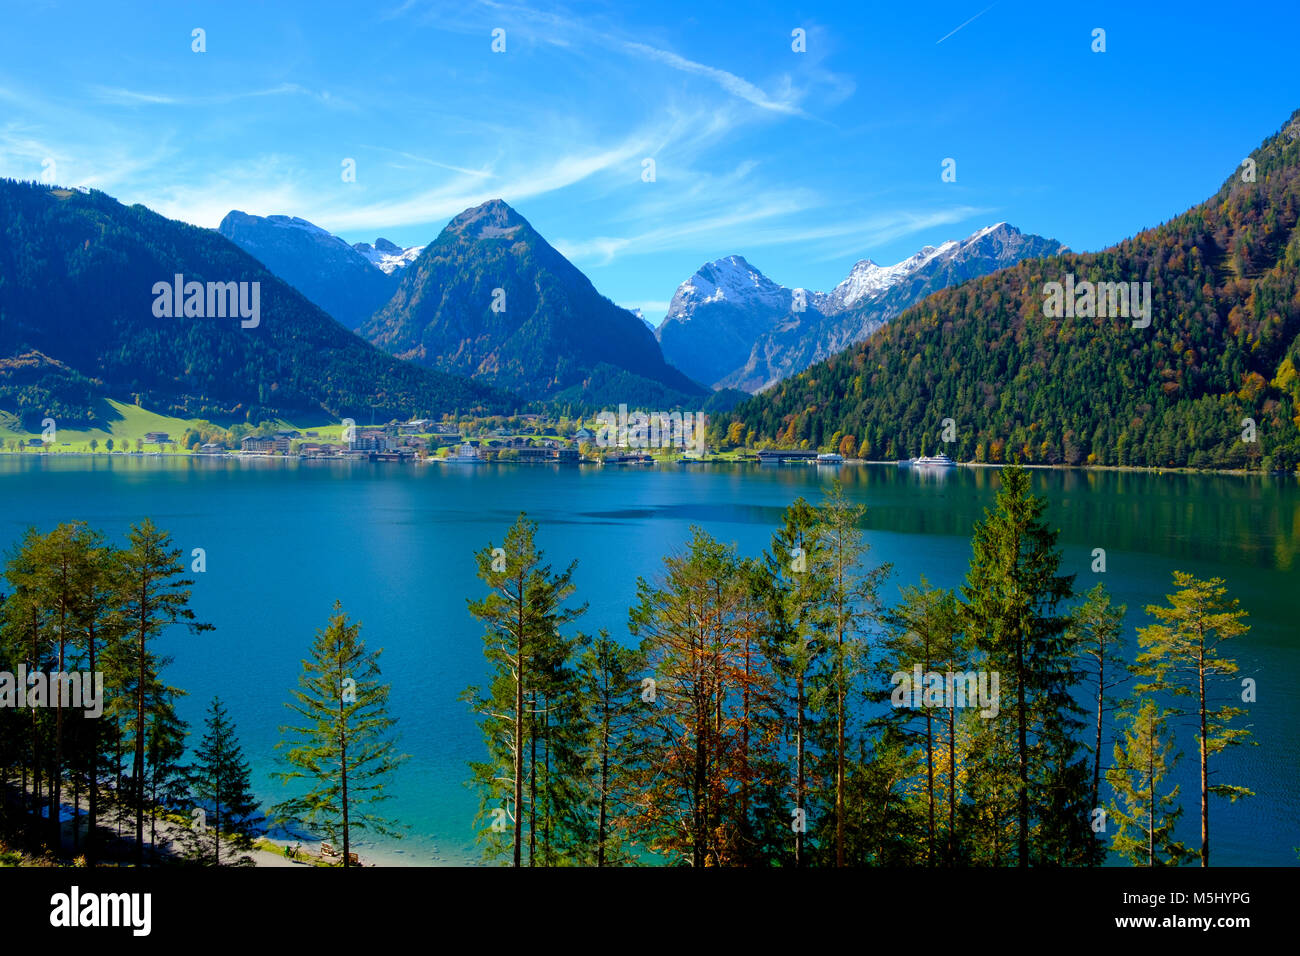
<box><xmin>814</xmin><ymin>226</ymin><xmax>1028</xmax><ymax>313</ymax></box>
<box><xmin>353</xmin><ymin>238</ymin><xmax>424</xmax><ymax>275</ymax></box>
<box><xmin>656</xmin><ymin>222</ymin><xmax>1062</xmax><ymax>393</ymax></box>
<box><xmin>666</xmin><ymin>255</ymin><xmax>790</xmax><ymax>321</ymax></box>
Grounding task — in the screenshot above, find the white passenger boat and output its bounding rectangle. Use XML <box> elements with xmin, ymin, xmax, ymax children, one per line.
<box><xmin>907</xmin><ymin>454</ymin><xmax>957</xmax><ymax>467</ymax></box>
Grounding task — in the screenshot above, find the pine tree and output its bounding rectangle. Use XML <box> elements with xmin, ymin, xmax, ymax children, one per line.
<box><xmin>187</xmin><ymin>696</ymin><xmax>261</xmax><ymax>866</ymax></box>
<box><xmin>1106</xmin><ymin>699</ymin><xmax>1192</xmax><ymax>866</ymax></box>
<box><xmin>0</xmin><ymin>528</ymin><xmax>53</xmax><ymax>836</ymax></box>
<box><xmin>33</xmin><ymin>523</ymin><xmax>93</xmax><ymax>851</ymax></box>
<box><xmin>879</xmin><ymin>578</ymin><xmax>964</xmax><ymax>865</ymax></box>
<box><xmin>461</xmin><ymin>513</ymin><xmax>585</xmax><ymax>866</ymax></box>
<box><xmin>1134</xmin><ymin>572</ymin><xmax>1254</xmax><ymax>867</ymax></box>
<box><xmin>815</xmin><ymin>482</ymin><xmax>891</xmax><ymax>867</ymax></box>
<box><xmin>273</xmin><ymin>602</ymin><xmax>407</xmax><ymax>867</ymax></box>
<box><xmin>573</xmin><ymin>633</ymin><xmax>644</xmax><ymax>866</ymax></box>
<box><xmin>0</xmin><ymin>523</ymin><xmax>120</xmax><ymax>859</ymax></box>
<box><xmin>115</xmin><ymin>519</ymin><xmax>210</xmax><ymax>864</ymax></box>
<box><xmin>68</xmin><ymin>529</ymin><xmax>118</xmax><ymax>864</ymax></box>
<box><xmin>1069</xmin><ymin>583</ymin><xmax>1128</xmax><ymax>812</ymax></box>
<box><xmin>759</xmin><ymin>497</ymin><xmax>830</xmax><ymax>867</ymax></box>
<box><xmin>626</xmin><ymin>528</ymin><xmax>764</xmax><ymax>866</ymax></box>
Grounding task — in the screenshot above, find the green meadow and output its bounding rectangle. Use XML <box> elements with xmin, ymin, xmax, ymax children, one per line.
<box><xmin>0</xmin><ymin>400</ymin><xmax>337</xmax><ymax>452</ymax></box>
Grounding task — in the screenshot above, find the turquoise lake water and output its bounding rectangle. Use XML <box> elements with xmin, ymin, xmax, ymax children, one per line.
<box><xmin>2</xmin><ymin>456</ymin><xmax>1296</xmax><ymax>865</ymax></box>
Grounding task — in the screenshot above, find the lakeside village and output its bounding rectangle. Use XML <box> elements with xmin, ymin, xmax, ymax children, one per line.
<box><xmin>2</xmin><ymin>403</ymin><xmax>956</xmax><ymax>468</ymax></box>
<box><xmin>237</xmin><ymin>406</ymin><xmax>720</xmax><ymax>464</ymax></box>
<box><xmin>8</xmin><ymin>406</ymin><xmax>868</xmax><ymax>466</ymax></box>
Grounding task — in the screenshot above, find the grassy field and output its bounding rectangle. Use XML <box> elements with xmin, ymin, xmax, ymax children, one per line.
<box><xmin>0</xmin><ymin>400</ymin><xmax>322</xmax><ymax>453</ymax></box>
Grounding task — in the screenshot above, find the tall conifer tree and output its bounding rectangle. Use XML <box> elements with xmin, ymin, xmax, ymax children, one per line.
<box><xmin>462</xmin><ymin>514</ymin><xmax>585</xmax><ymax>866</ymax></box>
<box><xmin>187</xmin><ymin>696</ymin><xmax>260</xmax><ymax>866</ymax></box>
<box><xmin>115</xmin><ymin>519</ymin><xmax>210</xmax><ymax>864</ymax></box>
<box><xmin>1106</xmin><ymin>699</ymin><xmax>1192</xmax><ymax>867</ymax></box>
<box><xmin>961</xmin><ymin>466</ymin><xmax>1087</xmax><ymax>865</ymax></box>
<box><xmin>273</xmin><ymin>602</ymin><xmax>406</xmax><ymax>867</ymax></box>
<box><xmin>1134</xmin><ymin>572</ymin><xmax>1254</xmax><ymax>867</ymax></box>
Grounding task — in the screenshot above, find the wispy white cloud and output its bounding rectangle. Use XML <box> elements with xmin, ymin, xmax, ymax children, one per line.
<box><xmin>415</xmin><ymin>0</ymin><xmax>832</xmax><ymax>118</ymax></box>
<box><xmin>361</xmin><ymin>145</ymin><xmax>494</xmax><ymax>179</ymax></box>
<box><xmin>0</xmin><ymin>121</ymin><xmax>177</xmax><ymax>193</ymax></box>
<box><xmin>91</xmin><ymin>87</ymin><xmax>178</xmax><ymax>105</ymax></box>
<box><xmin>558</xmin><ymin>202</ymin><xmax>995</xmax><ymax>273</ymax></box>
<box><xmin>554</xmin><ymin>194</ymin><xmax>814</xmax><ymax>265</ymax></box>
<box><xmin>620</xmin><ymin>42</ymin><xmax>803</xmax><ymax>116</ymax></box>
<box><xmin>89</xmin><ymin>83</ymin><xmax>354</xmax><ymax>110</ymax></box>
<box><xmin>814</xmin><ymin>207</ymin><xmax>995</xmax><ymax>263</ymax></box>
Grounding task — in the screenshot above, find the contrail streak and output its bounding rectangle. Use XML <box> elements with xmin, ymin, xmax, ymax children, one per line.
<box><xmin>936</xmin><ymin>3</ymin><xmax>998</xmax><ymax>44</ymax></box>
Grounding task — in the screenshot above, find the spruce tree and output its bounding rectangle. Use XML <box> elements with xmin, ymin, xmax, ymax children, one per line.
<box><xmin>144</xmin><ymin>687</ymin><xmax>187</xmax><ymax>858</ymax></box>
<box><xmin>273</xmin><ymin>602</ymin><xmax>406</xmax><ymax>867</ymax></box>
<box><xmin>961</xmin><ymin>465</ymin><xmax>1087</xmax><ymax>865</ymax></box>
<box><xmin>187</xmin><ymin>696</ymin><xmax>260</xmax><ymax>866</ymax></box>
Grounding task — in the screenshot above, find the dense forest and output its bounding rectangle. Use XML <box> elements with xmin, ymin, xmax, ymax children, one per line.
<box><xmin>0</xmin><ymin>179</ymin><xmax>512</xmax><ymax>429</ymax></box>
<box><xmin>0</xmin><ymin>475</ymin><xmax>1259</xmax><ymax>867</ymax></box>
<box><xmin>717</xmin><ymin>111</ymin><xmax>1300</xmax><ymax>472</ymax></box>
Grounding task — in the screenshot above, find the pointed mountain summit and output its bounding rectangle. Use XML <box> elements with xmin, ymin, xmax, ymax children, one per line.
<box><xmin>362</xmin><ymin>199</ymin><xmax>707</xmax><ymax>403</ymax></box>
<box><xmin>442</xmin><ymin>198</ymin><xmax>530</xmax><ymax>239</ymax></box>
<box><xmin>657</xmin><ymin>255</ymin><xmax>809</xmax><ymax>387</ymax></box>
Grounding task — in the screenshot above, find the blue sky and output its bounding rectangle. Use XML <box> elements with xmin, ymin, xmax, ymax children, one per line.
<box><xmin>2</xmin><ymin>0</ymin><xmax>1298</xmax><ymax>322</ymax></box>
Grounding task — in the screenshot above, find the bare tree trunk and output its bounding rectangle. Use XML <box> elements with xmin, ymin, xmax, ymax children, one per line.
<box><xmin>528</xmin><ymin>692</ymin><xmax>537</xmax><ymax>867</ymax></box>
<box><xmin>134</xmin><ymin>577</ymin><xmax>148</xmax><ymax>865</ymax></box>
<box><xmin>53</xmin><ymin>587</ymin><xmax>66</xmax><ymax>851</ymax></box>
<box><xmin>1147</xmin><ymin>737</ymin><xmax>1155</xmax><ymax>868</ymax></box>
<box><xmin>926</xmin><ymin>708</ymin><xmax>935</xmax><ymax>866</ymax></box>
<box><xmin>597</xmin><ymin>710</ymin><xmax>609</xmax><ymax>867</ymax></box>
<box><xmin>795</xmin><ymin>672</ymin><xmax>804</xmax><ymax>868</ymax></box>
<box><xmin>513</xmin><ymin>584</ymin><xmax>525</xmax><ymax>868</ymax></box>
<box><xmin>1198</xmin><ymin>646</ymin><xmax>1209</xmax><ymax>867</ymax></box>
<box><xmin>947</xmin><ymin>704</ymin><xmax>956</xmax><ymax>865</ymax></box>
<box><xmin>1093</xmin><ymin>651</ymin><xmax>1104</xmax><ymax>810</ymax></box>
<box><xmin>836</xmin><ymin>585</ymin><xmax>846</xmax><ymax>868</ymax></box>
<box><xmin>1017</xmin><ymin>629</ymin><xmax>1028</xmax><ymax>867</ymax></box>
<box><xmin>340</xmin><ymin>674</ymin><xmax>350</xmax><ymax>869</ymax></box>
<box><xmin>87</xmin><ymin>623</ymin><xmax>98</xmax><ymax>865</ymax></box>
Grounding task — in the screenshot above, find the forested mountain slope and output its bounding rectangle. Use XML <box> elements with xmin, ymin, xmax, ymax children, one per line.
<box><xmin>720</xmin><ymin>111</ymin><xmax>1300</xmax><ymax>471</ymax></box>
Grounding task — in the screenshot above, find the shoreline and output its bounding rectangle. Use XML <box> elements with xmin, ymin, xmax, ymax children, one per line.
<box><xmin>0</xmin><ymin>449</ymin><xmax>1290</xmax><ymax>478</ymax></box>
